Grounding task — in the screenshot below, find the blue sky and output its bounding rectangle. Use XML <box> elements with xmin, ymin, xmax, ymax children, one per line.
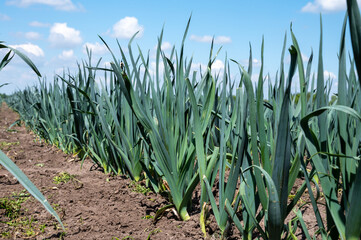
<box><xmin>0</xmin><ymin>0</ymin><xmax>358</xmax><ymax>94</ymax></box>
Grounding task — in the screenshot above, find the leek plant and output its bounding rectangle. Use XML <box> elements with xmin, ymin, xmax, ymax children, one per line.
<box><xmin>287</xmin><ymin>5</ymin><xmax>361</xmax><ymax>239</ymax></box>
<box><xmin>223</xmin><ymin>43</ymin><xmax>303</xmax><ymax>239</ymax></box>
<box><xmin>97</xmin><ymin>19</ymin><xmax>220</xmax><ymax>220</ymax></box>
<box><xmin>294</xmin><ymin>1</ymin><xmax>361</xmax><ymax>239</ymax></box>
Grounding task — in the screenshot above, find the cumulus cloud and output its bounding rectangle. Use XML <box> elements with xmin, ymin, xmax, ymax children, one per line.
<box><xmin>29</xmin><ymin>21</ymin><xmax>50</xmax><ymax>27</ymax></box>
<box><xmin>58</xmin><ymin>49</ymin><xmax>74</xmax><ymax>60</ymax></box>
<box><xmin>111</xmin><ymin>17</ymin><xmax>144</xmax><ymax>39</ymax></box>
<box><xmin>301</xmin><ymin>0</ymin><xmax>361</xmax><ymax>13</ymax></box>
<box><xmin>214</xmin><ymin>36</ymin><xmax>232</xmax><ymax>44</ymax></box>
<box><xmin>301</xmin><ymin>53</ymin><xmax>309</xmax><ymax>62</ymax></box>
<box><xmin>190</xmin><ymin>35</ymin><xmax>232</xmax><ymax>44</ymax></box>
<box><xmin>153</xmin><ymin>41</ymin><xmax>172</xmax><ymax>51</ymax></box>
<box><xmin>324</xmin><ymin>70</ymin><xmax>337</xmax><ymax>80</ymax></box>
<box><xmin>103</xmin><ymin>61</ymin><xmax>111</xmax><ymax>69</ymax></box>
<box><xmin>6</xmin><ymin>0</ymin><xmax>83</xmax><ymax>11</ymax></box>
<box><xmin>251</xmin><ymin>73</ymin><xmax>260</xmax><ymax>83</ymax></box>
<box><xmin>0</xmin><ymin>13</ymin><xmax>10</xmax><ymax>21</ymax></box>
<box><xmin>212</xmin><ymin>59</ymin><xmax>225</xmax><ymax>71</ymax></box>
<box><xmin>9</xmin><ymin>43</ymin><xmax>44</xmax><ymax>57</ymax></box>
<box><xmin>24</xmin><ymin>32</ymin><xmax>41</xmax><ymax>40</ymax></box>
<box><xmin>160</xmin><ymin>42</ymin><xmax>172</xmax><ymax>51</ymax></box>
<box><xmin>252</xmin><ymin>58</ymin><xmax>261</xmax><ymax>67</ymax></box>
<box><xmin>240</xmin><ymin>58</ymin><xmax>261</xmax><ymax>68</ymax></box>
<box><xmin>190</xmin><ymin>35</ymin><xmax>212</xmax><ymax>43</ymax></box>
<box><xmin>191</xmin><ymin>62</ymin><xmax>207</xmax><ymax>73</ymax></box>
<box><xmin>82</xmin><ymin>42</ymin><xmax>108</xmax><ymax>55</ymax></box>
<box><xmin>190</xmin><ymin>60</ymin><xmax>225</xmax><ymax>76</ymax></box>
<box><xmin>49</xmin><ymin>23</ymin><xmax>82</xmax><ymax>48</ymax></box>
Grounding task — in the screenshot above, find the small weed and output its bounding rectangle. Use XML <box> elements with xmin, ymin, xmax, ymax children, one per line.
<box><xmin>6</xmin><ymin>129</ymin><xmax>18</xmax><ymax>133</ymax></box>
<box><xmin>0</xmin><ymin>141</ymin><xmax>20</xmax><ymax>150</ymax></box>
<box><xmin>147</xmin><ymin>228</ymin><xmax>161</xmax><ymax>240</ymax></box>
<box><xmin>128</xmin><ymin>181</ymin><xmax>151</xmax><ymax>195</ymax></box>
<box><xmin>59</xmin><ymin>231</ymin><xmax>66</xmax><ymax>239</ymax></box>
<box><xmin>53</xmin><ymin>172</ymin><xmax>74</xmax><ymax>184</ymax></box>
<box><xmin>39</xmin><ymin>224</ymin><xmax>46</xmax><ymax>233</ymax></box>
<box><xmin>52</xmin><ymin>203</ymin><xmax>60</xmax><ymax>211</ymax></box>
<box><xmin>112</xmin><ymin>237</ymin><xmax>134</xmax><ymax>240</ymax></box>
<box><xmin>0</xmin><ymin>190</ymin><xmax>29</xmax><ymax>219</ymax></box>
<box><xmin>0</xmin><ymin>191</ymin><xmax>46</xmax><ymax>239</ymax></box>
<box><xmin>35</xmin><ymin>163</ymin><xmax>44</xmax><ymax>167</ymax></box>
<box><xmin>142</xmin><ymin>215</ymin><xmax>154</xmax><ymax>220</ymax></box>
<box><xmin>51</xmin><ymin>204</ymin><xmax>66</xmax><ymax>221</ymax></box>
<box><xmin>0</xmin><ymin>141</ymin><xmax>20</xmax><ymax>146</ymax></box>
<box><xmin>53</xmin><ymin>172</ymin><xmax>83</xmax><ymax>189</ymax></box>
<box><xmin>12</xmin><ymin>189</ymin><xmax>29</xmax><ymax>197</ymax></box>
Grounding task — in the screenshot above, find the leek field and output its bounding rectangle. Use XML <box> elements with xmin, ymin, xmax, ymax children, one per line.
<box><xmin>3</xmin><ymin>0</ymin><xmax>361</xmax><ymax>239</ymax></box>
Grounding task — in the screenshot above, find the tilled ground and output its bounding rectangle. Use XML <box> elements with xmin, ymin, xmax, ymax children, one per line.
<box><xmin>0</xmin><ymin>104</ymin><xmax>205</xmax><ymax>240</ymax></box>
<box><xmin>0</xmin><ymin>103</ymin><xmax>324</xmax><ymax>239</ymax></box>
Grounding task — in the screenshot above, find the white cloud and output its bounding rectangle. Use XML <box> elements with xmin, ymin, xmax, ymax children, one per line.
<box><xmin>24</xmin><ymin>31</ymin><xmax>41</xmax><ymax>40</ymax></box>
<box><xmin>0</xmin><ymin>67</ymin><xmax>41</xmax><ymax>94</ymax></box>
<box><xmin>301</xmin><ymin>0</ymin><xmax>361</xmax><ymax>13</ymax></box>
<box><xmin>153</xmin><ymin>41</ymin><xmax>172</xmax><ymax>51</ymax></box>
<box><xmin>324</xmin><ymin>70</ymin><xmax>337</xmax><ymax>80</ymax></box>
<box><xmin>149</xmin><ymin>61</ymin><xmax>164</xmax><ymax>76</ymax></box>
<box><xmin>301</xmin><ymin>53</ymin><xmax>309</xmax><ymax>62</ymax></box>
<box><xmin>9</xmin><ymin>43</ymin><xmax>44</xmax><ymax>57</ymax></box>
<box><xmin>212</xmin><ymin>59</ymin><xmax>225</xmax><ymax>71</ymax></box>
<box><xmin>6</xmin><ymin>0</ymin><xmax>82</xmax><ymax>11</ymax></box>
<box><xmin>251</xmin><ymin>73</ymin><xmax>260</xmax><ymax>83</ymax></box>
<box><xmin>111</xmin><ymin>17</ymin><xmax>144</xmax><ymax>39</ymax></box>
<box><xmin>161</xmin><ymin>42</ymin><xmax>172</xmax><ymax>51</ymax></box>
<box><xmin>55</xmin><ymin>67</ymin><xmax>66</xmax><ymax>75</ymax></box>
<box><xmin>189</xmin><ymin>60</ymin><xmax>225</xmax><ymax>76</ymax></box>
<box><xmin>252</xmin><ymin>58</ymin><xmax>261</xmax><ymax>67</ymax></box>
<box><xmin>252</xmin><ymin>58</ymin><xmax>260</xmax><ymax>64</ymax></box>
<box><xmin>82</xmin><ymin>42</ymin><xmax>108</xmax><ymax>55</ymax></box>
<box><xmin>214</xmin><ymin>36</ymin><xmax>232</xmax><ymax>44</ymax></box>
<box><xmin>190</xmin><ymin>35</ymin><xmax>232</xmax><ymax>44</ymax></box>
<box><xmin>191</xmin><ymin>62</ymin><xmax>207</xmax><ymax>73</ymax></box>
<box><xmin>58</xmin><ymin>49</ymin><xmax>74</xmax><ymax>60</ymax></box>
<box><xmin>103</xmin><ymin>61</ymin><xmax>111</xmax><ymax>68</ymax></box>
<box><xmin>0</xmin><ymin>13</ymin><xmax>10</xmax><ymax>21</ymax></box>
<box><xmin>190</xmin><ymin>60</ymin><xmax>225</xmax><ymax>74</ymax></box>
<box><xmin>190</xmin><ymin>35</ymin><xmax>212</xmax><ymax>43</ymax></box>
<box><xmin>239</xmin><ymin>58</ymin><xmax>261</xmax><ymax>68</ymax></box>
<box><xmin>49</xmin><ymin>23</ymin><xmax>82</xmax><ymax>48</ymax></box>
<box><xmin>29</xmin><ymin>21</ymin><xmax>50</xmax><ymax>27</ymax></box>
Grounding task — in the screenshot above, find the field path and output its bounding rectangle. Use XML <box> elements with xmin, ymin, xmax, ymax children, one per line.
<box><xmin>0</xmin><ymin>104</ymin><xmax>204</xmax><ymax>240</ymax></box>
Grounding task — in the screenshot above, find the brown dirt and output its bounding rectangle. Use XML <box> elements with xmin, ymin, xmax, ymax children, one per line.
<box><xmin>0</xmin><ymin>104</ymin><xmax>204</xmax><ymax>240</ymax></box>
<box><xmin>0</xmin><ymin>103</ymin><xmax>326</xmax><ymax>239</ymax></box>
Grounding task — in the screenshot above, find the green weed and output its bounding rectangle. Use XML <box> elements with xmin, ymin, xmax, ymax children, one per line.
<box><xmin>53</xmin><ymin>172</ymin><xmax>75</xmax><ymax>184</ymax></box>
<box><xmin>0</xmin><ymin>190</ymin><xmax>48</xmax><ymax>239</ymax></box>
<box><xmin>128</xmin><ymin>181</ymin><xmax>151</xmax><ymax>195</ymax></box>
<box><xmin>0</xmin><ymin>141</ymin><xmax>19</xmax><ymax>150</ymax></box>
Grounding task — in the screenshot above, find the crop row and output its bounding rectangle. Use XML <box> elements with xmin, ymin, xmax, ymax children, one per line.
<box><xmin>6</xmin><ymin>1</ymin><xmax>361</xmax><ymax>239</ymax></box>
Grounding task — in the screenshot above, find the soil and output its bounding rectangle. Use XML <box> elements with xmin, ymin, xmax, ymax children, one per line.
<box><xmin>0</xmin><ymin>103</ymin><xmax>325</xmax><ymax>239</ymax></box>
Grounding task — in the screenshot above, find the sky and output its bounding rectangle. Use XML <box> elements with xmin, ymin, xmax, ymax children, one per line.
<box><xmin>0</xmin><ymin>0</ymin><xmax>358</xmax><ymax>94</ymax></box>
